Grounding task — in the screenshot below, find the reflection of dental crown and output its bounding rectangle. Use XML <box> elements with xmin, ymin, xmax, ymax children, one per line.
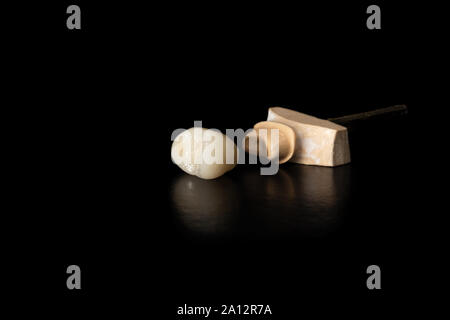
<box><xmin>170</xmin><ymin>164</ymin><xmax>352</xmax><ymax>236</ymax></box>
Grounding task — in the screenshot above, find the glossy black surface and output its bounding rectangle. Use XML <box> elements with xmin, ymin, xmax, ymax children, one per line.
<box><xmin>170</xmin><ymin>163</ymin><xmax>352</xmax><ymax>238</ymax></box>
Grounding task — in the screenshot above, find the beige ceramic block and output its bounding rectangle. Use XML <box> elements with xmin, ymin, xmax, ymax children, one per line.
<box><xmin>267</xmin><ymin>107</ymin><xmax>351</xmax><ymax>167</ymax></box>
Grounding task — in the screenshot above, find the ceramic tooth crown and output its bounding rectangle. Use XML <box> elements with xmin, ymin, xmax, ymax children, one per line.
<box><xmin>171</xmin><ymin>127</ymin><xmax>237</xmax><ymax>179</ymax></box>
<box><xmin>244</xmin><ymin>121</ymin><xmax>296</xmax><ymax>164</ymax></box>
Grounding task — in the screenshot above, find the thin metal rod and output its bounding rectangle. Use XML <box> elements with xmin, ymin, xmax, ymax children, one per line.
<box><xmin>328</xmin><ymin>105</ymin><xmax>408</xmax><ymax>125</ymax></box>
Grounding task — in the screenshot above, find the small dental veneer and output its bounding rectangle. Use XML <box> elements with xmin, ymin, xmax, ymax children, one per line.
<box><xmin>244</xmin><ymin>121</ymin><xmax>296</xmax><ymax>164</ymax></box>
<box><xmin>171</xmin><ymin>127</ymin><xmax>237</xmax><ymax>180</ymax></box>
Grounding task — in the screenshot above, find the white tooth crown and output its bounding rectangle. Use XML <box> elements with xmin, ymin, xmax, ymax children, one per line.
<box><xmin>171</xmin><ymin>127</ymin><xmax>237</xmax><ymax>180</ymax></box>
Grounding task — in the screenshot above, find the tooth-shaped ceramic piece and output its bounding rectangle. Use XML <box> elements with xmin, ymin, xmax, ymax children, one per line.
<box><xmin>244</xmin><ymin>121</ymin><xmax>296</xmax><ymax>164</ymax></box>
<box><xmin>171</xmin><ymin>127</ymin><xmax>237</xmax><ymax>179</ymax></box>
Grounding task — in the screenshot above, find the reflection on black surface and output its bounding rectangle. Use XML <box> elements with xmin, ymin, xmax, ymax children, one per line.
<box><xmin>170</xmin><ymin>164</ymin><xmax>351</xmax><ymax>237</ymax></box>
<box><xmin>171</xmin><ymin>175</ymin><xmax>240</xmax><ymax>234</ymax></box>
<box><xmin>241</xmin><ymin>164</ymin><xmax>351</xmax><ymax>236</ymax></box>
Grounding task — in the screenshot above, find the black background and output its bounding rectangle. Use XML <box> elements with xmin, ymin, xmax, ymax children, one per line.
<box><xmin>5</xmin><ymin>1</ymin><xmax>447</xmax><ymax>318</ymax></box>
